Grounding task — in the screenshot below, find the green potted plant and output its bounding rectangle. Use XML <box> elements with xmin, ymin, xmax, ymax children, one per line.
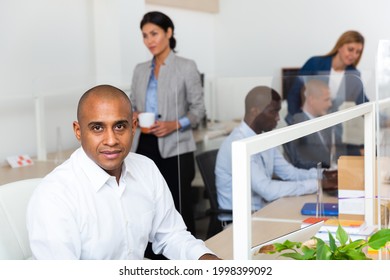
<box><xmin>258</xmin><ymin>226</ymin><xmax>390</xmax><ymax>260</ymax></box>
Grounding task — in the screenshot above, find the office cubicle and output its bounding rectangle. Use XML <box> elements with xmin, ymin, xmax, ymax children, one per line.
<box><xmin>229</xmin><ymin>41</ymin><xmax>390</xmax><ymax>260</ymax></box>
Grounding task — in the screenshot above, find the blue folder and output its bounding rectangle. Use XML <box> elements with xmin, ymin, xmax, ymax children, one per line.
<box><xmin>300</xmin><ymin>202</ymin><xmax>338</xmax><ymax>216</ymax></box>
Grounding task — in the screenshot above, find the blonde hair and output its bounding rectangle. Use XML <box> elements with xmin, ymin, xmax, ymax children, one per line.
<box><xmin>325</xmin><ymin>30</ymin><xmax>365</xmax><ymax>67</ymax></box>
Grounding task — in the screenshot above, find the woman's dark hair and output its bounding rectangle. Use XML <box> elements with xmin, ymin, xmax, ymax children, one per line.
<box><xmin>140</xmin><ymin>11</ymin><xmax>176</xmax><ymax>52</ymax></box>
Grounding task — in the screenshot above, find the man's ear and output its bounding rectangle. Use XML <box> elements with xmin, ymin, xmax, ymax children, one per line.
<box><xmin>73</xmin><ymin>121</ymin><xmax>81</xmax><ymax>142</ymax></box>
<box><xmin>131</xmin><ymin>118</ymin><xmax>137</xmax><ymax>136</ymax></box>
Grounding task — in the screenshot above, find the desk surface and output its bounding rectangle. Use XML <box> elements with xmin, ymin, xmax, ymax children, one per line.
<box><xmin>192</xmin><ymin>120</ymin><xmax>239</xmax><ymax>144</ymax></box>
<box><xmin>0</xmin><ymin>161</ymin><xmax>58</xmax><ymax>185</ymax></box>
<box><xmin>205</xmin><ymin>194</ymin><xmax>337</xmax><ymax>260</ymax></box>
<box><xmin>0</xmin><ymin>149</ymin><xmax>76</xmax><ymax>185</ymax></box>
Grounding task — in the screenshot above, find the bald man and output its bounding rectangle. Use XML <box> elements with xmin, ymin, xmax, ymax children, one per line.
<box><xmin>215</xmin><ymin>86</ymin><xmax>337</xmax><ymax>224</ymax></box>
<box><xmin>287</xmin><ymin>79</ymin><xmax>364</xmax><ymax>169</ymax></box>
<box><xmin>285</xmin><ymin>80</ymin><xmax>335</xmax><ymax>169</ymax></box>
<box><xmin>27</xmin><ymin>85</ymin><xmax>218</xmax><ymax>260</ymax></box>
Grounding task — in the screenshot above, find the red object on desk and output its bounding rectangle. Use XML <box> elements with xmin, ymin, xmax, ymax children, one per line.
<box><xmin>301</xmin><ymin>217</ymin><xmax>329</xmax><ymax>227</ymax></box>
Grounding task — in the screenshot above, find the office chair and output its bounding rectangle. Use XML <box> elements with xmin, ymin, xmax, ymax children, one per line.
<box><xmin>0</xmin><ymin>178</ymin><xmax>42</xmax><ymax>259</ymax></box>
<box><xmin>195</xmin><ymin>149</ymin><xmax>232</xmax><ymax>239</ymax></box>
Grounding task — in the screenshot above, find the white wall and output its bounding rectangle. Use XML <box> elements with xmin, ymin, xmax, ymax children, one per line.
<box><xmin>0</xmin><ymin>0</ymin><xmax>95</xmax><ymax>163</ymax></box>
<box><xmin>0</xmin><ymin>0</ymin><xmax>146</xmax><ymax>164</ymax></box>
<box><xmin>216</xmin><ymin>0</ymin><xmax>390</xmax><ymax>78</ymax></box>
<box><xmin>1</xmin><ymin>0</ymin><xmax>390</xmax><ymax>164</ymax></box>
<box><xmin>213</xmin><ymin>0</ymin><xmax>390</xmax><ymax>120</ymax></box>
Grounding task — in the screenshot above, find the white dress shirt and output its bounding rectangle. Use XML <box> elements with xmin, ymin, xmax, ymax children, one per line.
<box><xmin>27</xmin><ymin>148</ymin><xmax>213</xmax><ymax>260</ymax></box>
<box><xmin>215</xmin><ymin>121</ymin><xmax>318</xmax><ymax>221</ymax></box>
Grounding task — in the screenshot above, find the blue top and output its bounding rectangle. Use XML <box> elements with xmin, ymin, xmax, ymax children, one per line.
<box><xmin>215</xmin><ymin>121</ymin><xmax>318</xmax><ymax>221</ymax></box>
<box><xmin>145</xmin><ymin>59</ymin><xmax>191</xmax><ymax>129</ymax></box>
<box><xmin>285</xmin><ymin>55</ymin><xmax>369</xmax><ymax>124</ymax></box>
<box><xmin>145</xmin><ymin>60</ymin><xmax>158</xmax><ymax>117</ymax></box>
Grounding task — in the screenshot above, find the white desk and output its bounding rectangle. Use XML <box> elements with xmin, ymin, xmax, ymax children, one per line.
<box><xmin>0</xmin><ymin>149</ymin><xmax>75</xmax><ymax>185</ymax></box>
<box><xmin>205</xmin><ymin>194</ymin><xmax>337</xmax><ymax>260</ymax></box>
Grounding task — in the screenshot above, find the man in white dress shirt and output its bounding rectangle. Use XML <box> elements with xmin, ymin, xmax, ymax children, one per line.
<box><xmin>27</xmin><ymin>85</ymin><xmax>219</xmax><ymax>260</ymax></box>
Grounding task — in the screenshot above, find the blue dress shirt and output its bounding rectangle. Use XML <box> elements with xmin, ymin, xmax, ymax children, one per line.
<box><xmin>215</xmin><ymin>121</ymin><xmax>318</xmax><ymax>221</ymax></box>
<box><xmin>145</xmin><ymin>59</ymin><xmax>191</xmax><ymax>129</ymax></box>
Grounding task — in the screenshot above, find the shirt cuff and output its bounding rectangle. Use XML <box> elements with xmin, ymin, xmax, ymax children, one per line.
<box><xmin>187</xmin><ymin>240</ymin><xmax>216</xmax><ymax>260</ymax></box>
<box><xmin>302</xmin><ymin>179</ymin><xmax>318</xmax><ymax>195</ymax></box>
<box><xmin>178</xmin><ymin>116</ymin><xmax>191</xmax><ymax>131</ymax></box>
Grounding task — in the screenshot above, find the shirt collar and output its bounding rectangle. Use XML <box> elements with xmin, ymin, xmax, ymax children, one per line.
<box><xmin>77</xmin><ymin>148</ymin><xmax>130</xmax><ymax>192</ymax></box>
<box><xmin>303</xmin><ymin>110</ymin><xmax>315</xmax><ymax>120</ymax></box>
<box><xmin>240</xmin><ymin>120</ymin><xmax>256</xmax><ymax>138</ymax></box>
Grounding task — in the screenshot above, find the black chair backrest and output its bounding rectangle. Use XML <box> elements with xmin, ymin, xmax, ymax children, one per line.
<box><xmin>195</xmin><ymin>149</ymin><xmax>219</xmax><ymax>210</ymax></box>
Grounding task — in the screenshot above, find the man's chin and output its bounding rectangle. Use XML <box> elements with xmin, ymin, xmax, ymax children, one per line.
<box><xmin>98</xmin><ymin>162</ymin><xmax>123</xmax><ymax>176</ymax></box>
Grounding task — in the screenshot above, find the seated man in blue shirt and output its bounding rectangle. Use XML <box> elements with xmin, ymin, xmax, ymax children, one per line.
<box><xmin>215</xmin><ymin>86</ymin><xmax>337</xmax><ymax>223</ymax></box>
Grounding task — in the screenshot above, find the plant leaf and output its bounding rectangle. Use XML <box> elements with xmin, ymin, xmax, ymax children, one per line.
<box><xmin>336</xmin><ymin>225</ymin><xmax>349</xmax><ymax>246</ymax></box>
<box><xmin>283</xmin><ymin>239</ymin><xmax>302</xmax><ymax>249</ymax></box>
<box><xmin>301</xmin><ymin>246</ymin><xmax>316</xmax><ymax>259</ymax></box>
<box><xmin>344</xmin><ymin>249</ymin><xmax>371</xmax><ymax>260</ymax></box>
<box><xmin>273</xmin><ymin>240</ymin><xmax>301</xmax><ymax>252</ymax></box>
<box><xmin>338</xmin><ymin>239</ymin><xmax>366</xmax><ymax>253</ymax></box>
<box><xmin>328</xmin><ymin>231</ymin><xmax>337</xmax><ymax>252</ymax></box>
<box><xmin>280</xmin><ymin>252</ymin><xmax>306</xmax><ymax>260</ymax></box>
<box><xmin>367</xmin><ymin>229</ymin><xmax>390</xmax><ymax>250</ymax></box>
<box><xmin>316</xmin><ymin>240</ymin><xmax>332</xmax><ymax>260</ymax></box>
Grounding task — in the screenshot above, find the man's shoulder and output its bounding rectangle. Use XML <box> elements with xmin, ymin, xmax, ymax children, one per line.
<box><xmin>220</xmin><ymin>126</ymin><xmax>243</xmax><ymax>146</ymax></box>
<box><xmin>292</xmin><ymin>112</ymin><xmax>308</xmax><ymax>124</ymax></box>
<box><xmin>42</xmin><ymin>156</ymin><xmax>77</xmax><ymax>182</ymax></box>
<box><xmin>35</xmin><ymin>149</ymin><xmax>83</xmax><ymax>190</ymax></box>
<box><xmin>125</xmin><ymin>152</ymin><xmax>158</xmax><ymax>172</ymax></box>
<box><xmin>126</xmin><ymin>152</ymin><xmax>154</xmax><ymax>164</ymax></box>
<box><xmin>217</xmin><ymin>124</ymin><xmax>247</xmax><ymax>160</ymax></box>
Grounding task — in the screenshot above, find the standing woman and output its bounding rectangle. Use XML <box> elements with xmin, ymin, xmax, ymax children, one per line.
<box><xmin>286</xmin><ymin>30</ymin><xmax>369</xmax><ymax>124</ymax></box>
<box><xmin>130</xmin><ymin>11</ymin><xmax>205</xmax><ymax>237</ymax></box>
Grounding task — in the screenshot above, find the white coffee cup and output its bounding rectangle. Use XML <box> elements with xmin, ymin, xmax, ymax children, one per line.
<box><xmin>138</xmin><ymin>112</ymin><xmax>155</xmax><ymax>133</ymax></box>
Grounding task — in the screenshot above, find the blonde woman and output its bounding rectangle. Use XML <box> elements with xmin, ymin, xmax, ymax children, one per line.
<box><xmin>286</xmin><ymin>30</ymin><xmax>368</xmax><ymax>124</ymax></box>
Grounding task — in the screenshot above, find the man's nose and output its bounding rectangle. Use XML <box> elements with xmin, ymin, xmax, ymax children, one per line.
<box><xmin>104</xmin><ymin>129</ymin><xmax>118</xmax><ymax>145</ymax></box>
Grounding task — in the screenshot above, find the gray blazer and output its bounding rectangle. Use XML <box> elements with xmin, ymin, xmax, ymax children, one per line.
<box><xmin>130</xmin><ymin>51</ymin><xmax>205</xmax><ymax>158</ymax></box>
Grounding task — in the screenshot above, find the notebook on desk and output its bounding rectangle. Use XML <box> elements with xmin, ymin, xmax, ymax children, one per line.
<box><xmin>300</xmin><ymin>162</ymin><xmax>339</xmax><ymax>216</ymax></box>
<box><xmin>300</xmin><ymin>202</ymin><xmax>338</xmax><ymax>216</ymax></box>
<box><xmin>251</xmin><ymin>220</ymin><xmax>324</xmax><ymax>260</ymax></box>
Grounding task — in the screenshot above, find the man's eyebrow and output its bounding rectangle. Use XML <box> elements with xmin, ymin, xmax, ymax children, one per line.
<box><xmin>87</xmin><ymin>120</ymin><xmax>129</xmax><ymax>127</ymax></box>
<box><xmin>115</xmin><ymin>120</ymin><xmax>130</xmax><ymax>125</ymax></box>
<box><xmin>87</xmin><ymin>121</ymin><xmax>104</xmax><ymax>127</ymax></box>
